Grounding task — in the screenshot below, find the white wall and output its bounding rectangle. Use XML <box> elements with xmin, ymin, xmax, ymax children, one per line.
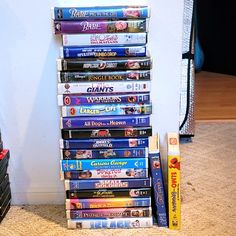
<box><xmin>0</xmin><ymin>0</ymin><xmax>184</xmax><ymax>204</ymax></box>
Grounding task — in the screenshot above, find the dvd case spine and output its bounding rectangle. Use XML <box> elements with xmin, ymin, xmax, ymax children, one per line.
<box><xmin>61</xmin><ymin>115</ymin><xmax>150</xmax><ymax>129</ymax></box>
<box><xmin>58</xmin><ymin>81</ymin><xmax>151</xmax><ymax>94</ymax></box>
<box><xmin>52</xmin><ymin>6</ymin><xmax>151</xmax><ymax>20</ymax></box>
<box><xmin>66</xmin><ymin>188</ymin><xmax>151</xmax><ymax>199</ymax></box>
<box><xmin>54</xmin><ymin>19</ymin><xmax>148</xmax><ymax>34</ymax></box>
<box><xmin>57</xmin><ymin>57</ymin><xmax>152</xmax><ymax>71</ymax></box>
<box><xmin>61</xmin><ymin>147</ymin><xmax>148</xmax><ymax>160</ymax></box>
<box><xmin>61</xmin><ymin>158</ymin><xmax>148</xmax><ymax>171</ymax></box>
<box><xmin>149</xmin><ymin>135</ymin><xmax>168</xmax><ymax>227</ymax></box>
<box><xmin>58</xmin><ymin>93</ymin><xmax>151</xmax><ymax>106</ymax></box>
<box><xmin>63</xmin><ymin>33</ymin><xmax>147</xmax><ymax>46</ymax></box>
<box><xmin>66</xmin><ymin>197</ymin><xmax>151</xmax><ymax>210</ymax></box>
<box><xmin>61</xmin><ymin>46</ymin><xmax>147</xmax><ymax>59</ymax></box>
<box><xmin>60</xmin><ymin>138</ymin><xmax>148</xmax><ymax>149</ymax></box>
<box><xmin>65</xmin><ymin>178</ymin><xmax>151</xmax><ymax>190</ymax></box>
<box><xmin>67</xmin><ymin>217</ymin><xmax>153</xmax><ymax>229</ymax></box>
<box><xmin>168</xmin><ymin>133</ymin><xmax>181</xmax><ymax>230</ymax></box>
<box><xmin>61</xmin><ymin>103</ymin><xmax>152</xmax><ymax>117</ymax></box>
<box><xmin>63</xmin><ymin>169</ymin><xmax>149</xmax><ymax>180</ymax></box>
<box><xmin>67</xmin><ymin>207</ymin><xmax>152</xmax><ymax>219</ymax></box>
<box><xmin>61</xmin><ymin>127</ymin><xmax>152</xmax><ymax>139</ymax></box>
<box><xmin>58</xmin><ymin>70</ymin><xmax>151</xmax><ymax>83</ymax></box>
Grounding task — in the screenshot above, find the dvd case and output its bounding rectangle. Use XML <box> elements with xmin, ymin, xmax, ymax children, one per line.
<box><xmin>149</xmin><ymin>135</ymin><xmax>168</xmax><ymax>227</ymax></box>
<box><xmin>168</xmin><ymin>133</ymin><xmax>181</xmax><ymax>230</ymax></box>
<box><xmin>63</xmin><ymin>33</ymin><xmax>147</xmax><ymax>46</ymax></box>
<box><xmin>61</xmin><ymin>158</ymin><xmax>148</xmax><ymax>171</ymax></box>
<box><xmin>52</xmin><ymin>6</ymin><xmax>150</xmax><ymax>20</ymax></box>
<box><xmin>66</xmin><ymin>188</ymin><xmax>151</xmax><ymax>199</ymax></box>
<box><xmin>58</xmin><ymin>93</ymin><xmax>151</xmax><ymax>106</ymax></box>
<box><xmin>63</xmin><ymin>169</ymin><xmax>149</xmax><ymax>180</ymax></box>
<box><xmin>67</xmin><ymin>207</ymin><xmax>152</xmax><ymax>219</ymax></box>
<box><xmin>61</xmin><ymin>103</ymin><xmax>152</xmax><ymax>117</ymax></box>
<box><xmin>66</xmin><ymin>197</ymin><xmax>151</xmax><ymax>210</ymax></box>
<box><xmin>60</xmin><ymin>138</ymin><xmax>148</xmax><ymax>149</ymax></box>
<box><xmin>67</xmin><ymin>217</ymin><xmax>153</xmax><ymax>229</ymax></box>
<box><xmin>61</xmin><ymin>115</ymin><xmax>150</xmax><ymax>129</ymax></box>
<box><xmin>61</xmin><ymin>147</ymin><xmax>148</xmax><ymax>160</ymax></box>
<box><xmin>61</xmin><ymin>127</ymin><xmax>152</xmax><ymax>139</ymax></box>
<box><xmin>60</xmin><ymin>46</ymin><xmax>147</xmax><ymax>59</ymax></box>
<box><xmin>54</xmin><ymin>19</ymin><xmax>148</xmax><ymax>34</ymax></box>
<box><xmin>65</xmin><ymin>178</ymin><xmax>151</xmax><ymax>190</ymax></box>
<box><xmin>57</xmin><ymin>57</ymin><xmax>151</xmax><ymax>71</ymax></box>
<box><xmin>58</xmin><ymin>70</ymin><xmax>151</xmax><ymax>83</ymax></box>
<box><xmin>60</xmin><ymin>137</ymin><xmax>149</xmax><ymax>149</ymax></box>
<box><xmin>58</xmin><ymin>81</ymin><xmax>151</xmax><ymax>95</ymax></box>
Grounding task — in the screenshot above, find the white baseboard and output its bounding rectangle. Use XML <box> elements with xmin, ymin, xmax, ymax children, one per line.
<box><xmin>11</xmin><ymin>192</ymin><xmax>65</xmax><ymax>205</ymax></box>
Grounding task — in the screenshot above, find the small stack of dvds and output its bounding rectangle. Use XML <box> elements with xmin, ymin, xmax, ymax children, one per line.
<box><xmin>0</xmin><ymin>130</ymin><xmax>11</xmax><ymax>223</ymax></box>
<box><xmin>52</xmin><ymin>5</ymin><xmax>153</xmax><ymax>229</ymax></box>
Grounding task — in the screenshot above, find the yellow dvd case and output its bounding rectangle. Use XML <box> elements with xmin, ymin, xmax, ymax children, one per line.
<box><xmin>167</xmin><ymin>133</ymin><xmax>181</xmax><ymax>230</ymax></box>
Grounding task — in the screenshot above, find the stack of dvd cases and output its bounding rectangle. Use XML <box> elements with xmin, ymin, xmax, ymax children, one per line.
<box><xmin>52</xmin><ymin>5</ymin><xmax>153</xmax><ymax>229</ymax></box>
<box><xmin>0</xmin><ymin>130</ymin><xmax>11</xmax><ymax>223</ymax></box>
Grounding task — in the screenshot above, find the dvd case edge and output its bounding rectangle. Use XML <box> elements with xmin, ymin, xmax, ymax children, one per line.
<box><xmin>64</xmin><ymin>180</ymin><xmax>69</xmax><ymax>190</ymax></box>
<box><xmin>51</xmin><ymin>7</ymin><xmax>55</xmax><ymax>20</ymax></box>
<box><xmin>59</xmin><ymin>139</ymin><xmax>64</xmax><ymax>149</ymax></box>
<box><xmin>60</xmin><ymin>47</ymin><xmax>64</xmax><ymax>58</ymax></box>
<box><xmin>57</xmin><ymin>95</ymin><xmax>63</xmax><ymax>106</ymax></box>
<box><xmin>61</xmin><ymin>107</ymin><xmax>66</xmax><ymax>117</ymax></box>
<box><xmin>57</xmin><ymin>59</ymin><xmax>62</xmax><ymax>71</ymax></box>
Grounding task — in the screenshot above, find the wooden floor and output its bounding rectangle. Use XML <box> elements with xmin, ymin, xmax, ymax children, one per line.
<box><xmin>195</xmin><ymin>71</ymin><xmax>236</xmax><ymax>120</ymax></box>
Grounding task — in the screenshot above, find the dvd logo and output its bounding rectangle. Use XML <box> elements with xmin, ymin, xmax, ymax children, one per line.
<box><xmin>70</xmin><ymin>107</ymin><xmax>76</xmax><ymax>116</ymax></box>
<box><xmin>65</xmin><ymin>84</ymin><xmax>70</xmax><ymax>89</ymax></box>
<box><xmin>98</xmin><ymin>62</ymin><xmax>106</xmax><ymax>70</ymax></box>
<box><xmin>64</xmin><ymin>96</ymin><xmax>71</xmax><ymax>105</ymax></box>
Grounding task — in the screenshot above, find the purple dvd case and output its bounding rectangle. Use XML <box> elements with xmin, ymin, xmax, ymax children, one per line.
<box><xmin>54</xmin><ymin>19</ymin><xmax>148</xmax><ymax>34</ymax></box>
<box><xmin>61</xmin><ymin>115</ymin><xmax>150</xmax><ymax>129</ymax></box>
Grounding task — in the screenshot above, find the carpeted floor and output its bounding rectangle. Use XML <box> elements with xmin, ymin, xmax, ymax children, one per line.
<box><xmin>0</xmin><ymin>122</ymin><xmax>236</xmax><ymax>236</ymax></box>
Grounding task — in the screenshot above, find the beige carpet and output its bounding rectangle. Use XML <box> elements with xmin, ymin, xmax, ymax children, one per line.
<box><xmin>0</xmin><ymin>122</ymin><xmax>236</xmax><ymax>236</ymax></box>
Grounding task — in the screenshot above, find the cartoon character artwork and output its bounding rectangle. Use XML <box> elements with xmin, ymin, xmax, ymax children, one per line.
<box><xmin>71</xmin><ymin>202</ymin><xmax>82</xmax><ymax>209</ymax></box>
<box><xmin>127</xmin><ymin>96</ymin><xmax>137</xmax><ymax>103</ymax></box>
<box><xmin>123</xmin><ymin>8</ymin><xmax>141</xmax><ymax>18</ymax></box>
<box><xmin>126</xmin><ymin>60</ymin><xmax>141</xmax><ymax>69</ymax></box>
<box><xmin>127</xmin><ymin>72</ymin><xmax>140</xmax><ymax>80</ymax></box>
<box><xmin>169</xmin><ymin>157</ymin><xmax>180</xmax><ymax>170</ymax></box>
<box><xmin>124</xmin><ymin>150</ymin><xmax>132</xmax><ymax>157</ymax></box>
<box><xmin>78</xmin><ymin>170</ymin><xmax>92</xmax><ymax>179</ymax></box>
<box><xmin>152</xmin><ymin>160</ymin><xmax>161</xmax><ymax>169</ymax></box>
<box><xmin>102</xmin><ymin>149</ymin><xmax>116</xmax><ymax>158</ymax></box>
<box><xmin>128</xmin><ymin>139</ymin><xmax>138</xmax><ymax>147</ymax></box>
<box><xmin>131</xmin><ymin>219</ymin><xmax>140</xmax><ymax>228</ymax></box>
<box><xmin>125</xmin><ymin>128</ymin><xmax>137</xmax><ymax>137</ymax></box>
<box><xmin>91</xmin><ymin>129</ymin><xmax>111</xmax><ymax>137</ymax></box>
<box><xmin>122</xmin><ymin>104</ymin><xmax>145</xmax><ymax>115</ymax></box>
<box><xmin>129</xmin><ymin>189</ymin><xmax>140</xmax><ymax>197</ymax></box>
<box><xmin>76</xmin><ymin>150</ymin><xmax>92</xmax><ymax>159</ymax></box>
